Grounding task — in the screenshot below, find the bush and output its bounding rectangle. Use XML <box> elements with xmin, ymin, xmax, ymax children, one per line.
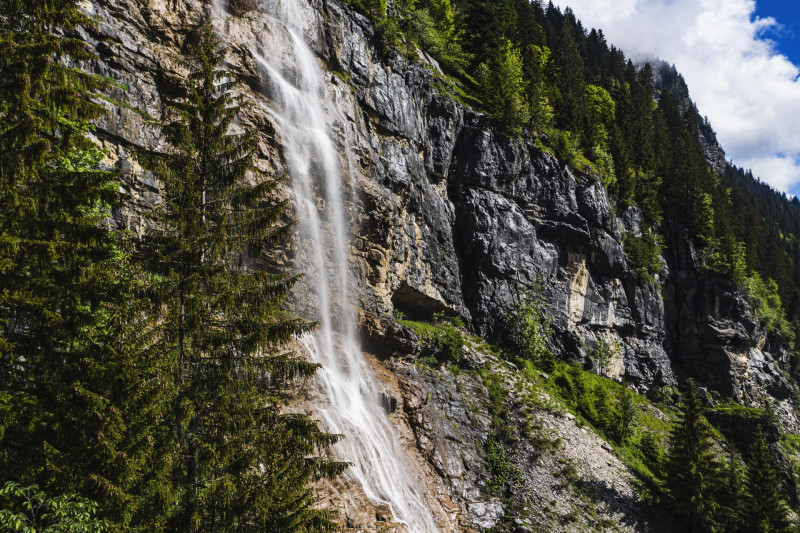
<box><xmin>417</xmin><ymin>311</ymin><xmax>466</xmax><ymax>363</ymax></box>
<box><xmin>503</xmin><ymin>283</ymin><xmax>555</xmax><ymax>371</ymax></box>
<box><xmin>744</xmin><ymin>272</ymin><xmax>792</xmax><ymax>339</ymax></box>
<box><xmin>623</xmin><ymin>228</ymin><xmax>664</xmax><ymax>283</ymax></box>
<box><xmin>485</xmin><ymin>436</ymin><xmax>521</xmax><ymax>495</ymax></box>
<box><xmin>0</xmin><ymin>482</ymin><xmax>108</xmax><ymax>532</ymax></box>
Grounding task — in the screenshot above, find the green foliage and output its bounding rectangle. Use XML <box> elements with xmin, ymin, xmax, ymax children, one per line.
<box><xmin>0</xmin><ymin>482</ymin><xmax>108</xmax><ymax>533</ymax></box>
<box><xmin>704</xmin><ymin>235</ymin><xmax>748</xmax><ymax>285</ymax></box>
<box><xmin>545</xmin><ymin>128</ymin><xmax>588</xmax><ymax>172</ymax></box>
<box><xmin>744</xmin><ymin>273</ymin><xmax>792</xmax><ymax>338</ymax></box>
<box><xmin>409</xmin><ymin>0</ymin><xmax>470</xmax><ymax>73</ymax></box>
<box><xmin>138</xmin><ymin>25</ymin><xmax>342</xmax><ymax>531</ymax></box>
<box><xmin>400</xmin><ymin>312</ymin><xmax>466</xmax><ymax>363</ymax></box>
<box><xmin>485</xmin><ymin>436</ymin><xmax>521</xmax><ymax>495</ymax></box>
<box><xmin>623</xmin><ymin>228</ymin><xmax>665</xmax><ymax>283</ymax></box>
<box><xmin>716</xmin><ymin>452</ymin><xmax>744</xmax><ymax>533</ymax></box>
<box><xmin>476</xmin><ymin>38</ymin><xmax>529</xmax><ymax>135</ymax></box>
<box><xmin>587</xmin><ymin>338</ymin><xmax>614</xmax><ymax>376</ymax></box>
<box><xmin>0</xmin><ymin>1</ymin><xmax>172</xmax><ymax>528</ymax></box>
<box><xmin>664</xmin><ymin>380</ymin><xmax>722</xmax><ymax>532</ymax></box>
<box><xmin>524</xmin><ymin>44</ymin><xmax>554</xmax><ymax>132</ymax></box>
<box><xmin>553</xmin><ymin>363</ymin><xmax>633</xmax><ymax>443</ymax></box>
<box><xmin>426</xmin><ymin>312</ymin><xmax>466</xmax><ymax>362</ymax></box>
<box><xmin>583</xmin><ymin>84</ymin><xmax>615</xmax><ymax>149</ymax></box>
<box><xmin>617</xmin><ymin>388</ymin><xmax>638</xmax><ymax>444</ymax></box>
<box><xmin>553</xmin><ymin>21</ymin><xmax>584</xmax><ymax>133</ymax></box>
<box><xmin>502</xmin><ymin>283</ymin><xmax>555</xmax><ymax>371</ymax></box>
<box><xmin>639</xmin><ymin>431</ymin><xmax>665</xmax><ymax>476</ymax></box>
<box><xmin>742</xmin><ymin>427</ymin><xmax>792</xmax><ymax>533</ymax></box>
<box><xmin>480</xmin><ymin>369</ymin><xmax>513</xmax><ymax>441</ymax></box>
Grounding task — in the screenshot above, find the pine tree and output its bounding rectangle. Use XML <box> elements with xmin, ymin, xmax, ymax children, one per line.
<box><xmin>664</xmin><ymin>380</ymin><xmax>722</xmax><ymax>532</ymax></box>
<box><xmin>553</xmin><ymin>21</ymin><xmax>584</xmax><ymax>133</ymax></box>
<box><xmin>0</xmin><ymin>1</ymin><xmax>166</xmax><ymax>527</ymax></box>
<box><xmin>140</xmin><ymin>25</ymin><xmax>345</xmax><ymax>532</ymax></box>
<box><xmin>742</xmin><ymin>426</ymin><xmax>792</xmax><ymax>533</ymax></box>
<box><xmin>716</xmin><ymin>451</ymin><xmax>744</xmax><ymax>533</ymax></box>
<box><xmin>477</xmin><ymin>37</ymin><xmax>529</xmax><ymax>135</ymax></box>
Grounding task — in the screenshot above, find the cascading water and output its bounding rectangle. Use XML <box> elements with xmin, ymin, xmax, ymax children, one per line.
<box><xmin>216</xmin><ymin>1</ymin><xmax>440</xmax><ymax>531</ymax></box>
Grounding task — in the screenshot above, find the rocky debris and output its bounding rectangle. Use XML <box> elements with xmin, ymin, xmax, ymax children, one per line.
<box><xmin>388</xmin><ymin>349</ymin><xmax>655</xmax><ymax>532</ymax></box>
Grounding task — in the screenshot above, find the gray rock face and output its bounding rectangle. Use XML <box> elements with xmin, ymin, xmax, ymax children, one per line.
<box><xmin>87</xmin><ymin>0</ymin><xmax>795</xmax><ymax>526</ymax></box>
<box><xmin>662</xmin><ymin>226</ymin><xmax>792</xmax><ymax>401</ymax></box>
<box><xmin>88</xmin><ymin>0</ymin><xmax>788</xmax><ymax>402</ymax></box>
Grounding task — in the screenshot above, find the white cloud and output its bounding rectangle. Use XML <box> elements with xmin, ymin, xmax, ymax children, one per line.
<box><xmin>553</xmin><ymin>0</ymin><xmax>800</xmax><ymax>194</ymax></box>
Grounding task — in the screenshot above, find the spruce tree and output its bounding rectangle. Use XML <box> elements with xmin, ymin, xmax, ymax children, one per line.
<box><xmin>140</xmin><ymin>25</ymin><xmax>345</xmax><ymax>532</ymax></box>
<box><xmin>742</xmin><ymin>426</ymin><xmax>792</xmax><ymax>533</ymax></box>
<box><xmin>477</xmin><ymin>37</ymin><xmax>530</xmax><ymax>135</ymax></box>
<box><xmin>0</xmin><ymin>1</ymin><xmax>167</xmax><ymax>527</ymax></box>
<box><xmin>716</xmin><ymin>451</ymin><xmax>744</xmax><ymax>533</ymax></box>
<box><xmin>553</xmin><ymin>21</ymin><xmax>584</xmax><ymax>134</ymax></box>
<box><xmin>664</xmin><ymin>380</ymin><xmax>721</xmax><ymax>532</ymax></box>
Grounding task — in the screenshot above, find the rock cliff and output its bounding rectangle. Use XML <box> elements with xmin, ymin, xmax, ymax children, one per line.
<box><xmin>83</xmin><ymin>0</ymin><xmax>797</xmax><ymax>529</ymax></box>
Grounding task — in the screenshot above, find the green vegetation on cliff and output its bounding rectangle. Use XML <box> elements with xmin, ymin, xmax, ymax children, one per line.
<box><xmin>349</xmin><ymin>0</ymin><xmax>800</xmax><ymax>361</ymax></box>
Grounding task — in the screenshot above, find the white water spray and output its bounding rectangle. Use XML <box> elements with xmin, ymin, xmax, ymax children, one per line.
<box><xmin>226</xmin><ymin>1</ymin><xmax>440</xmax><ymax>531</ymax></box>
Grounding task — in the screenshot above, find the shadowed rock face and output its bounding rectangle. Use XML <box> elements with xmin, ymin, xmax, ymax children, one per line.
<box><xmin>86</xmin><ymin>0</ymin><xmax>794</xmax><ymax>528</ymax></box>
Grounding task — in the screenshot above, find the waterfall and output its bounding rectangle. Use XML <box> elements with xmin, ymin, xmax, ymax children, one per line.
<box><xmin>217</xmin><ymin>1</ymin><xmax>441</xmax><ymax>531</ymax></box>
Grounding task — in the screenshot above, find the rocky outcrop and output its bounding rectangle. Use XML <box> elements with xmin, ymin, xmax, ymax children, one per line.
<box><xmin>83</xmin><ymin>0</ymin><xmax>796</xmax><ymax>528</ymax></box>
<box><xmin>85</xmin><ymin>0</ymin><xmax>789</xmax><ymax>401</ymax></box>
<box><xmin>662</xmin><ymin>225</ymin><xmax>793</xmax><ymax>402</ymax></box>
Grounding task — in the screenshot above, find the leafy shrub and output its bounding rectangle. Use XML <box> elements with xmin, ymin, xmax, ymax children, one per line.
<box><xmin>623</xmin><ymin>228</ymin><xmax>664</xmax><ymax>283</ymax></box>
<box><xmin>0</xmin><ymin>482</ymin><xmax>108</xmax><ymax>533</ymax></box>
<box><xmin>744</xmin><ymin>272</ymin><xmax>792</xmax><ymax>338</ymax></box>
<box><xmin>503</xmin><ymin>283</ymin><xmax>555</xmax><ymax>371</ymax></box>
<box><xmin>485</xmin><ymin>436</ymin><xmax>522</xmax><ymax>495</ymax></box>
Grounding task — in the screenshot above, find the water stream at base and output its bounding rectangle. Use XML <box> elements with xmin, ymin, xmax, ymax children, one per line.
<box><xmin>215</xmin><ymin>1</ymin><xmax>440</xmax><ymax>531</ymax></box>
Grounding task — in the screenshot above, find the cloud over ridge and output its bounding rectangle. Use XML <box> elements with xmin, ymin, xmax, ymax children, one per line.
<box><xmin>554</xmin><ymin>0</ymin><xmax>800</xmax><ymax>194</ymax></box>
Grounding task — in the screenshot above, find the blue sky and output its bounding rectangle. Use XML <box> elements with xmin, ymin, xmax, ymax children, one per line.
<box><xmin>756</xmin><ymin>0</ymin><xmax>799</xmax><ymax>66</ymax></box>
<box><xmin>556</xmin><ymin>0</ymin><xmax>800</xmax><ymax>197</ymax></box>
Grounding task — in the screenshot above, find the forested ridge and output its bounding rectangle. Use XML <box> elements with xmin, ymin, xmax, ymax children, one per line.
<box><xmin>349</xmin><ymin>0</ymin><xmax>800</xmax><ymax>370</ymax></box>
<box><xmin>1</xmin><ymin>0</ymin><xmax>800</xmax><ymax>531</ymax></box>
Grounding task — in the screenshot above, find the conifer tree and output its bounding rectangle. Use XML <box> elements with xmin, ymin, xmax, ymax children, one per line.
<box><xmin>477</xmin><ymin>37</ymin><xmax>529</xmax><ymax>135</ymax></box>
<box><xmin>553</xmin><ymin>21</ymin><xmax>584</xmax><ymax>133</ymax></box>
<box><xmin>716</xmin><ymin>452</ymin><xmax>744</xmax><ymax>533</ymax></box>
<box><xmin>523</xmin><ymin>43</ymin><xmax>554</xmax><ymax>131</ymax></box>
<box><xmin>742</xmin><ymin>426</ymin><xmax>792</xmax><ymax>533</ymax></box>
<box><xmin>0</xmin><ymin>1</ymin><xmax>168</xmax><ymax>527</ymax></box>
<box><xmin>664</xmin><ymin>380</ymin><xmax>722</xmax><ymax>532</ymax></box>
<box><xmin>140</xmin><ymin>25</ymin><xmax>345</xmax><ymax>532</ymax></box>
